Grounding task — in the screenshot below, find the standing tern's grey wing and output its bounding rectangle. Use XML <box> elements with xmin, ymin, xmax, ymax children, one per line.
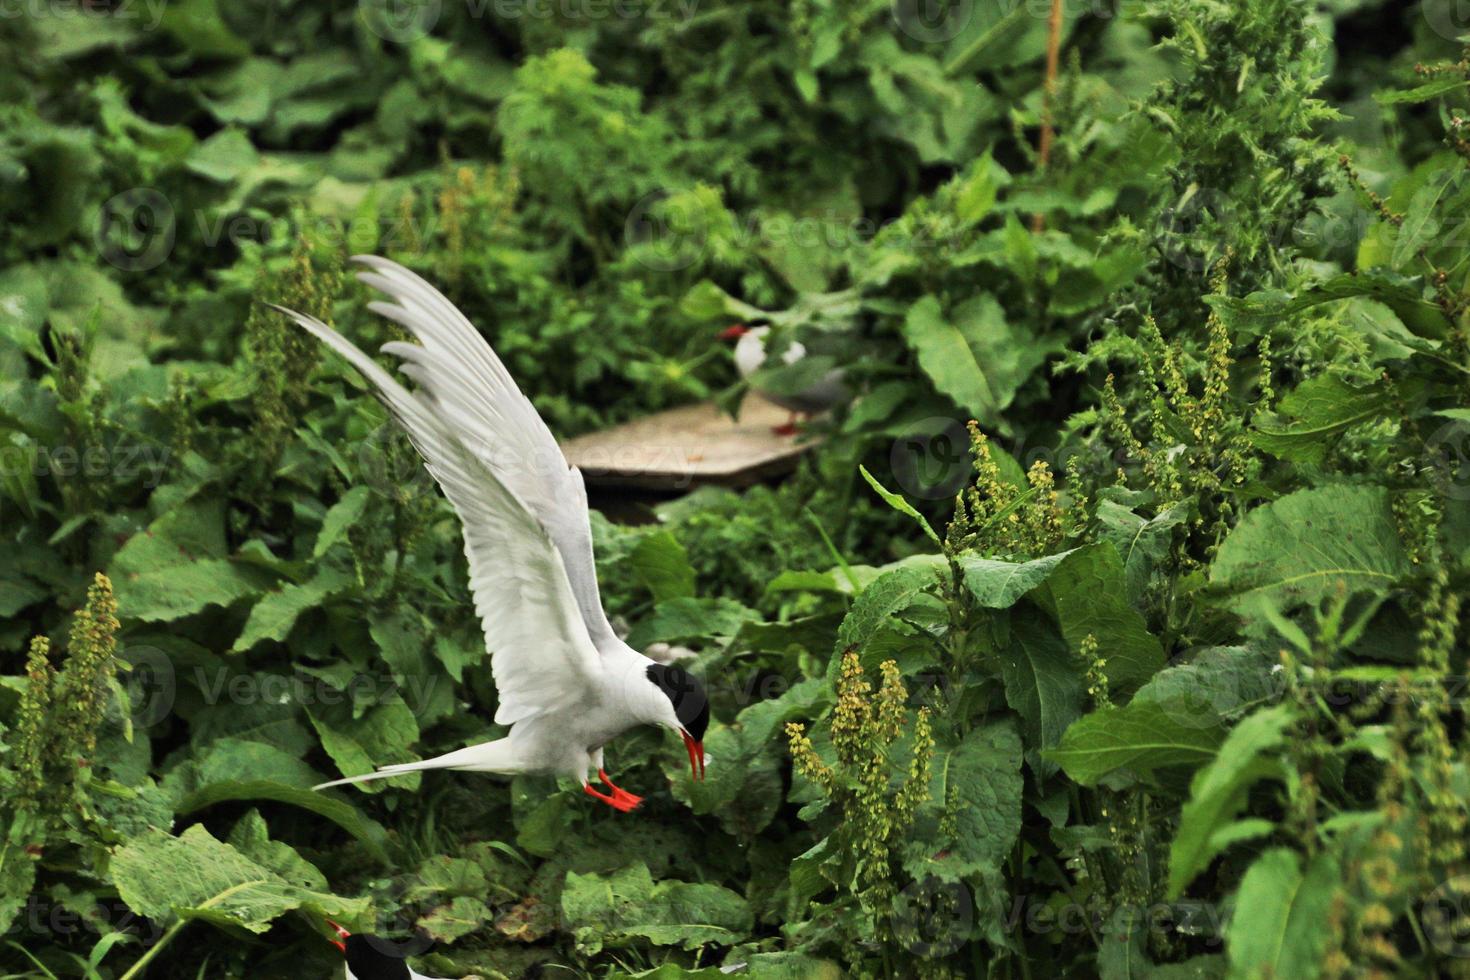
<box><xmin>268</xmin><ymin>304</ymin><xmax>602</xmax><ymax>726</ymax></box>
<box><xmin>351</xmin><ymin>255</ymin><xmax>621</xmax><ymax>653</ymax></box>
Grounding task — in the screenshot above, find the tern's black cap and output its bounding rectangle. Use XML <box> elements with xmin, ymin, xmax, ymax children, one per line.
<box><xmin>344</xmin><ymin>935</ymin><xmax>412</xmax><ymax>980</ymax></box>
<box><xmin>645</xmin><ymin>664</ymin><xmax>709</xmax><ymax>741</ymax></box>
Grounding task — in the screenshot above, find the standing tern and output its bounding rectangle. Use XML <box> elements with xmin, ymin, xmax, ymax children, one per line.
<box><xmin>719</xmin><ymin>323</ymin><xmax>847</xmax><ymax>434</ymax></box>
<box><xmin>273</xmin><ymin>256</ymin><xmax>708</xmax><ymax>811</ymax></box>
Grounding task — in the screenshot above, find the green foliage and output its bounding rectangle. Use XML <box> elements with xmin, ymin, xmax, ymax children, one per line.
<box><xmin>1</xmin><ymin>0</ymin><xmax>1468</xmax><ymax>977</ymax></box>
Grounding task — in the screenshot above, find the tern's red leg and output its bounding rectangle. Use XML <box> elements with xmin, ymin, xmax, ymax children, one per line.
<box><xmin>583</xmin><ymin>782</ymin><xmax>640</xmax><ymax>812</ymax></box>
<box><xmin>598</xmin><ymin>768</ymin><xmax>644</xmax><ymax>808</ymax></box>
<box><xmin>771</xmin><ymin>412</ymin><xmax>799</xmax><ymax>437</ymax></box>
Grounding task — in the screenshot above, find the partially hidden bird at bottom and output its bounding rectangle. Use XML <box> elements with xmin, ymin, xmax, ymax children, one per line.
<box><xmin>272</xmin><ymin>256</ymin><xmax>708</xmax><ymax>811</ymax></box>
<box><xmin>328</xmin><ymin>920</ymin><xmax>445</xmax><ymax>980</ymax></box>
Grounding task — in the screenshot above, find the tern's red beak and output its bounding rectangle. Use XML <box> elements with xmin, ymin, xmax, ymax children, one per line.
<box><xmin>718</xmin><ymin>324</ymin><xmax>748</xmax><ymax>342</ymax></box>
<box><xmin>327</xmin><ymin>919</ymin><xmax>350</xmax><ymax>953</ymax></box>
<box><xmin>681</xmin><ymin>729</ymin><xmax>705</xmax><ymax>781</ymax></box>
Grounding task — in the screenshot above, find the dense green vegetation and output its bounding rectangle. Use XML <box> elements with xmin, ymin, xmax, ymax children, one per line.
<box><xmin>2</xmin><ymin>0</ymin><xmax>1470</xmax><ymax>976</ymax></box>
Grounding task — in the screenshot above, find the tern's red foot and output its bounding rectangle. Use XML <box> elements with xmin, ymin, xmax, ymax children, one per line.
<box><xmin>584</xmin><ymin>782</ymin><xmax>641</xmax><ymax>812</ymax></box>
<box><xmin>598</xmin><ymin>768</ymin><xmax>645</xmax><ymax>809</ymax></box>
<box><xmin>772</xmin><ymin>413</ymin><xmax>799</xmax><ymax>437</ymax></box>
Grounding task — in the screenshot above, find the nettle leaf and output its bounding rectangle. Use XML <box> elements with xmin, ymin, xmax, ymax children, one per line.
<box><xmin>629</xmin><ymin>529</ymin><xmax>696</xmax><ymax>601</ymax></box>
<box><xmin>1046</xmin><ymin>698</ymin><xmax>1224</xmax><ymax>787</ymax></box>
<box><xmin>369</xmin><ymin>606</ymin><xmax>431</xmax><ymax>680</ymax></box>
<box><xmin>561</xmin><ymin>863</ymin><xmax>753</xmax><ymax>956</ymax></box>
<box><xmin>109</xmin><ymin>497</ymin><xmax>278</xmax><ymax>622</ymax></box>
<box><xmin>233</xmin><ymin>564</ymin><xmax>355</xmax><ymax>652</ymax></box>
<box><xmin>227</xmin><ymin>809</ymin><xmax>329</xmax><ymax>891</ymax></box>
<box><xmin>626</xmin><ymin>597</ymin><xmax>759</xmax><ymax>647</ymax></box>
<box><xmin>1044</xmin><ymin>543</ymin><xmax>1165</xmax><ymax>692</ymax></box>
<box><xmin>1250</xmin><ymin>373</ymin><xmax>1394</xmax><ymax>466</ymax></box>
<box><xmin>834</xmin><ymin>556</ymin><xmax>945</xmax><ymax>651</ymax></box>
<box><xmin>114</xmin><ymin>826</ymin><xmax>365</xmax><ymax>936</ymax></box>
<box><xmin>418</xmin><ymin>896</ymin><xmax>493</xmax><ymax>943</ymax></box>
<box><xmin>1210</xmin><ymin>485</ymin><xmax>1410</xmax><ymax>609</ymax></box>
<box><xmin>162</xmin><ymin>739</ymin><xmax>390</xmax><ymax>859</ymax></box>
<box><xmin>1167</xmin><ymin>704</ymin><xmax>1294</xmax><ymax>898</ymax></box>
<box><xmin>313</xmin><ymin>485</ymin><xmax>371</xmax><ymax>558</ymax></box>
<box><xmin>0</xmin><ymin>814</ymin><xmax>37</xmax><ymax>934</ymax></box>
<box><xmin>665</xmin><ymin>678</ymin><xmax>825</xmax><ymax>837</ymax></box>
<box><xmin>117</xmin><ymin>559</ymin><xmax>276</xmax><ymax>622</ymax></box>
<box><xmin>664</xmin><ymin>723</ymin><xmax>782</xmax><ymax>838</ymax></box>
<box><xmin>1000</xmin><ymin>606</ymin><xmax>1084</xmax><ymax>777</ymax></box>
<box><xmin>899</xmin><ymin>295</ymin><xmax>993</xmax><ymax>423</ymax></box>
<box><xmin>1095</xmin><ymin>501</ymin><xmax>1187</xmax><ymax>603</ymax></box>
<box><xmin>1374</xmin><ymin>76</ymin><xmax>1468</xmax><ymax>105</ymax></box>
<box><xmin>959</xmin><ymin>548</ymin><xmax>1076</xmax><ymax>609</ymax></box>
<box><xmin>1226</xmin><ymin>849</ymin><xmax>1340</xmax><ymax>979</ymax></box>
<box><xmin>308</xmin><ymin>700</ymin><xmax>422</xmax><ymax>795</ymax></box>
<box><xmin>903</xmin><ymin>721</ymin><xmax>1023</xmax><ymax>881</ymax></box>
<box><xmin>1205</xmin><ymin>273</ymin><xmax>1449</xmax><ymax>341</ymax></box>
<box><xmin>1394</xmin><ymin>168</ymin><xmax>1464</xmax><ymax>269</ymax></box>
<box><xmin>902</xmin><ymin>294</ymin><xmax>1025</xmax><ymax>423</ymax></box>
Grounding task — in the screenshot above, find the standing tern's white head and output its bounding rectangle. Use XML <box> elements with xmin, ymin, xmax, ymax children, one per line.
<box><xmin>272</xmin><ymin>256</ymin><xmax>708</xmax><ymax>811</ymax></box>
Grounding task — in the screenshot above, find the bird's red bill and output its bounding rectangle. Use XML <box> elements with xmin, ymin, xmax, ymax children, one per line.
<box><xmin>718</xmin><ymin>324</ymin><xmax>748</xmax><ymax>341</ymax></box>
<box><xmin>681</xmin><ymin>730</ymin><xmax>705</xmax><ymax>781</ymax></box>
<box><xmin>327</xmin><ymin>918</ymin><xmax>350</xmax><ymax>952</ymax></box>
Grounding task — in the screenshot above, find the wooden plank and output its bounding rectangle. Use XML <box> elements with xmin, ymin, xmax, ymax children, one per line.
<box><xmin>560</xmin><ymin>393</ymin><xmax>817</xmax><ymax>490</ymax></box>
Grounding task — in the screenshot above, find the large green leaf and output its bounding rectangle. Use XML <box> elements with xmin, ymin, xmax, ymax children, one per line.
<box><xmin>902</xmin><ymin>294</ymin><xmax>1031</xmax><ymax>422</ymax></box>
<box><xmin>630</xmin><ymin>530</ymin><xmax>697</xmax><ymax>601</ymax></box>
<box><xmin>1168</xmin><ymin>705</ymin><xmax>1294</xmax><ymax>898</ymax></box>
<box><xmin>113</xmin><ymin>826</ymin><xmax>365</xmax><ymax>935</ymax></box>
<box><xmin>233</xmin><ymin>564</ymin><xmax>354</xmax><ymax>651</ymax></box>
<box><xmin>1094</xmin><ymin>501</ymin><xmax>1186</xmax><ymax>602</ymax></box>
<box><xmin>108</xmin><ymin>497</ymin><xmax>277</xmax><ymax>621</ymax></box>
<box><xmin>999</xmin><ymin>606</ymin><xmax>1083</xmax><ymax>776</ymax></box>
<box><xmin>1250</xmin><ymin>374</ymin><xmax>1394</xmax><ymax>466</ymax></box>
<box><xmin>1045</xmin><ymin>543</ymin><xmax>1165</xmax><ymax>691</ymax></box>
<box><xmin>561</xmin><ymin>863</ymin><xmax>753</xmax><ymax>955</ymax></box>
<box><xmin>1210</xmin><ymin>485</ymin><xmax>1410</xmax><ymax>608</ymax></box>
<box><xmin>1206</xmin><ymin>274</ymin><xmax>1448</xmax><ymax>340</ymax></box>
<box><xmin>116</xmin><ymin>559</ymin><xmax>276</xmax><ymax>622</ymax></box>
<box><xmin>834</xmin><ymin>557</ymin><xmax>944</xmax><ymax>651</ymax></box>
<box><xmin>1225</xmin><ymin>849</ymin><xmax>1339</xmax><ymax>980</ymax></box>
<box><xmin>959</xmin><ymin>548</ymin><xmax>1076</xmax><ymax>608</ymax></box>
<box><xmin>1047</xmin><ymin>699</ymin><xmax>1224</xmax><ymax>787</ymax></box>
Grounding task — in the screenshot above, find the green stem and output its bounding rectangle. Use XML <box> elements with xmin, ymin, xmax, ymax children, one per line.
<box><xmin>117</xmin><ymin>919</ymin><xmax>186</xmax><ymax>980</ymax></box>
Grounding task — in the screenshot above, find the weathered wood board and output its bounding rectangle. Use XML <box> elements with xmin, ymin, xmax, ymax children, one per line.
<box><xmin>560</xmin><ymin>393</ymin><xmax>818</xmax><ymax>490</ymax></box>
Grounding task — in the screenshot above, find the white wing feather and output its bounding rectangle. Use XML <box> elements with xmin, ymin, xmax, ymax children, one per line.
<box><xmin>351</xmin><ymin>255</ymin><xmax>620</xmax><ymax>651</ymax></box>
<box><xmin>268</xmin><ymin>303</ymin><xmax>602</xmax><ymax>726</ymax></box>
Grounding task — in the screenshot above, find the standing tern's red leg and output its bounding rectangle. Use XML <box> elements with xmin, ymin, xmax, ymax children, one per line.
<box><xmin>598</xmin><ymin>769</ymin><xmax>644</xmax><ymax>808</ymax></box>
<box><xmin>772</xmin><ymin>411</ymin><xmax>799</xmax><ymax>437</ymax></box>
<box><xmin>583</xmin><ymin>782</ymin><xmax>641</xmax><ymax>812</ymax></box>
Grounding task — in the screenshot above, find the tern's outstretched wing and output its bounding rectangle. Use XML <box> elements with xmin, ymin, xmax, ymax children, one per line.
<box><xmin>350</xmin><ymin>255</ymin><xmax>621</xmax><ymax>652</ymax></box>
<box><xmin>270</xmin><ymin>304</ymin><xmax>601</xmax><ymax>726</ymax></box>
